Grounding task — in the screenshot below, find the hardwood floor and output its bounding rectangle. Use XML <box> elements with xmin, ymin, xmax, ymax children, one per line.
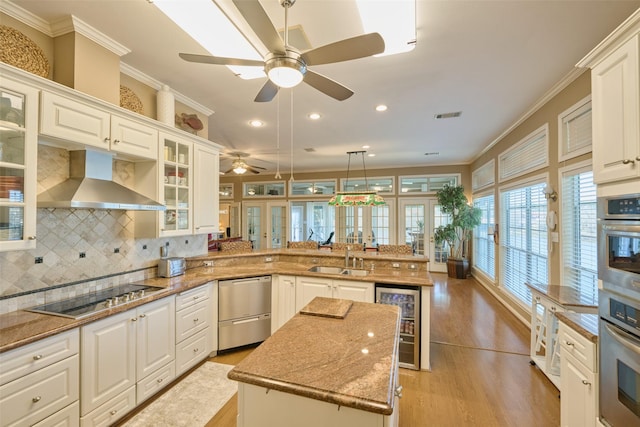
<box><xmin>210</xmin><ymin>274</ymin><xmax>561</xmax><ymax>426</ymax></box>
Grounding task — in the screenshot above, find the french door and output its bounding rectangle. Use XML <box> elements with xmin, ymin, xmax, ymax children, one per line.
<box><xmin>398</xmin><ymin>198</ymin><xmax>449</xmax><ymax>272</ymax></box>
<box><xmin>243</xmin><ymin>201</ymin><xmax>288</xmax><ymax>249</ymax></box>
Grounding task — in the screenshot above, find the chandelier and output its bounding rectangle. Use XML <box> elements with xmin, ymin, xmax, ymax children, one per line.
<box><xmin>328</xmin><ymin>151</ymin><xmax>385</xmax><ymax>206</ymax></box>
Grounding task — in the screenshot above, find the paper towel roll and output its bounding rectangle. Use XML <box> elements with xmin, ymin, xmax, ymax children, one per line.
<box><xmin>157</xmin><ymin>85</ymin><xmax>174</xmax><ymax>125</ymax></box>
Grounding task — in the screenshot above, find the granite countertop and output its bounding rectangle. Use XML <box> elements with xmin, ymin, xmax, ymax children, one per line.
<box><xmin>525</xmin><ymin>282</ymin><xmax>597</xmax><ymax>310</ymax></box>
<box><xmin>228</xmin><ymin>297</ymin><xmax>401</xmax><ymax>416</ymax></box>
<box><xmin>556</xmin><ymin>312</ymin><xmax>599</xmax><ymax>343</ymax></box>
<box><xmin>0</xmin><ymin>258</ymin><xmax>432</xmax><ymax>353</ymax></box>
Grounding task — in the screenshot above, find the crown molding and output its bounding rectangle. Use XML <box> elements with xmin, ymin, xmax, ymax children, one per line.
<box><xmin>120</xmin><ymin>62</ymin><xmax>214</xmax><ymax>116</ymax></box>
<box><xmin>0</xmin><ymin>0</ymin><xmax>52</xmax><ymax>35</ymax></box>
<box><xmin>50</xmin><ymin>15</ymin><xmax>130</xmax><ymax>57</ymax></box>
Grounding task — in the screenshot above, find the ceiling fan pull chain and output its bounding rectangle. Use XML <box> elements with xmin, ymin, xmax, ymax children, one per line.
<box><xmin>275</xmin><ymin>94</ymin><xmax>282</xmax><ymax>179</ymax></box>
<box><xmin>362</xmin><ymin>151</ymin><xmax>369</xmax><ymax>191</ymax></box>
<box><xmin>289</xmin><ymin>90</ymin><xmax>295</xmax><ymax>182</ymax></box>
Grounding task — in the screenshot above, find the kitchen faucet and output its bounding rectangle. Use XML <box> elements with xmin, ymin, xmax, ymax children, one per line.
<box><xmin>345</xmin><ymin>246</ymin><xmax>351</xmax><ymax>267</ymax></box>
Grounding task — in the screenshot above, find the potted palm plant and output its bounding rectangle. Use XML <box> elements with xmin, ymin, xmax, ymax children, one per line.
<box><xmin>434</xmin><ymin>184</ymin><xmax>482</xmax><ymax>278</ymax></box>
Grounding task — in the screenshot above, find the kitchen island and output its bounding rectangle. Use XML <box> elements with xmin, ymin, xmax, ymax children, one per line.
<box><xmin>228</xmin><ymin>297</ymin><xmax>401</xmax><ymax>427</ymax></box>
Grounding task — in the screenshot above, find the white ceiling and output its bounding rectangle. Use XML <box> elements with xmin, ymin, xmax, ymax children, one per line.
<box><xmin>8</xmin><ymin>0</ymin><xmax>640</xmax><ymax>175</ymax></box>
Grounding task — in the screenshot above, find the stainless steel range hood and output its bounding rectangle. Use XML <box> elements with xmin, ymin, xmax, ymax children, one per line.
<box><xmin>37</xmin><ymin>150</ymin><xmax>165</xmax><ymax>211</ymax></box>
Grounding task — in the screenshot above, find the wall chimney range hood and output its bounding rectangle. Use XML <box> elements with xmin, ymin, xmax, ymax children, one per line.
<box><xmin>37</xmin><ymin>150</ymin><xmax>165</xmax><ymax>211</ymax></box>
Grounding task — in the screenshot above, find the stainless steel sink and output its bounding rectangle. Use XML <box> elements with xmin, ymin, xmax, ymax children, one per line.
<box><xmin>307</xmin><ymin>266</ymin><xmax>344</xmax><ymax>274</ymax></box>
<box><xmin>341</xmin><ymin>268</ymin><xmax>369</xmax><ymax>276</ymax></box>
<box><xmin>307</xmin><ymin>266</ymin><xmax>369</xmax><ymax>276</ymax></box>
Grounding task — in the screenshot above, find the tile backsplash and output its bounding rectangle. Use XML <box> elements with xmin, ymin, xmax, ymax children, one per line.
<box><xmin>0</xmin><ymin>145</ymin><xmax>207</xmax><ymax>313</ymax></box>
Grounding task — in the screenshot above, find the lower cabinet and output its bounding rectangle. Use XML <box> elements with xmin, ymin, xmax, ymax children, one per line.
<box><xmin>175</xmin><ymin>282</ymin><xmax>214</xmax><ymax>376</ymax></box>
<box><xmin>559</xmin><ymin>321</ymin><xmax>598</xmax><ymax>427</ymax></box>
<box><xmin>295</xmin><ymin>276</ymin><xmax>374</xmax><ymax>311</ymax></box>
<box><xmin>80</xmin><ymin>296</ymin><xmax>175</xmax><ymax>425</ymax></box>
<box><xmin>271</xmin><ymin>275</ymin><xmax>297</xmax><ymax>333</ymax></box>
<box><xmin>0</xmin><ymin>329</ymin><xmax>79</xmax><ymax>427</ymax></box>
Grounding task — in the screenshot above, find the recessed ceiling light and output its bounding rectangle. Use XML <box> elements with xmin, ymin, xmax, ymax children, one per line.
<box><xmin>368</xmin><ymin>153</ymin><xmax>376</xmax><ymax>157</ymax></box>
<box><xmin>249</xmin><ymin>119</ymin><xmax>264</xmax><ymax>127</ymax></box>
<box><xmin>375</xmin><ymin>104</ymin><xmax>388</xmax><ymax>112</ymax></box>
<box><xmin>362</xmin><ymin>145</ymin><xmax>370</xmax><ymax>149</ymax></box>
<box><xmin>308</xmin><ymin>113</ymin><xmax>321</xmax><ymax>120</ymax></box>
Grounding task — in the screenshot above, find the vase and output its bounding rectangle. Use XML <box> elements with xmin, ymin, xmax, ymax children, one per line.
<box><xmin>446</xmin><ymin>258</ymin><xmax>469</xmax><ymax>279</ymax></box>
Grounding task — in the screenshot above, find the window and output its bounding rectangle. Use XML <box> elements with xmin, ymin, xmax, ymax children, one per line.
<box><xmin>219</xmin><ymin>184</ymin><xmax>233</xmax><ymax>199</ymax></box>
<box><xmin>499</xmin><ymin>124</ymin><xmax>548</xmax><ymax>182</ymax></box>
<box><xmin>289</xmin><ymin>179</ymin><xmax>336</xmax><ymax>196</ymax></box>
<box><xmin>473</xmin><ymin>193</ymin><xmax>495</xmax><ymax>280</ymax></box>
<box><xmin>501</xmin><ymin>180</ymin><xmax>548</xmax><ymax>306</ymax></box>
<box><xmin>399</xmin><ymin>175</ymin><xmax>459</xmax><ymax>194</ymax></box>
<box><xmin>472</xmin><ymin>160</ymin><xmax>495</xmax><ymax>192</ymax></box>
<box><xmin>560</xmin><ymin>164</ymin><xmax>597</xmax><ymax>301</ymax></box>
<box><xmin>243</xmin><ymin>181</ymin><xmax>286</xmax><ymax>197</ymax></box>
<box><xmin>341</xmin><ymin>176</ymin><xmax>394</xmax><ymax>194</ymax></box>
<box><xmin>558</xmin><ymin>96</ymin><xmax>592</xmax><ymax>161</ymax></box>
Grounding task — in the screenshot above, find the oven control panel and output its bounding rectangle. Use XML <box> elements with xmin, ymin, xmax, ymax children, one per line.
<box><xmin>607</xmin><ymin>196</ymin><xmax>640</xmax><ymax>215</ymax></box>
<box><xmin>610</xmin><ymin>298</ymin><xmax>639</xmax><ymax>331</ymax></box>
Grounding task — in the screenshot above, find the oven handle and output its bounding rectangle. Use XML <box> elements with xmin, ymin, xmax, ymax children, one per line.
<box><xmin>604</xmin><ymin>323</ymin><xmax>640</xmax><ymax>355</ymax></box>
<box><xmin>600</xmin><ymin>222</ymin><xmax>640</xmax><ymax>233</ymax></box>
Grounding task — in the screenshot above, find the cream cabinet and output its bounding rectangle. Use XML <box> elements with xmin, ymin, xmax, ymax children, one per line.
<box><xmin>559</xmin><ymin>321</ymin><xmax>598</xmax><ymax>427</ymax></box>
<box><xmin>591</xmin><ymin>33</ymin><xmax>640</xmax><ymax>184</ymax></box>
<box><xmin>0</xmin><ymin>329</ymin><xmax>79</xmax><ymax>427</ymax></box>
<box><xmin>175</xmin><ymin>282</ymin><xmax>213</xmax><ymax>376</ymax></box>
<box><xmin>159</xmin><ymin>131</ymin><xmax>192</xmax><ymax>236</ymax></box>
<box><xmin>0</xmin><ymin>76</ymin><xmax>39</xmax><ymax>251</ymax></box>
<box><xmin>271</xmin><ymin>274</ymin><xmax>297</xmax><ymax>333</ymax></box>
<box><xmin>40</xmin><ymin>91</ymin><xmax>158</xmax><ymax>160</ymax></box>
<box><xmin>529</xmin><ymin>291</ymin><xmax>565</xmax><ymax>389</ymax></box>
<box><xmin>295</xmin><ymin>276</ymin><xmax>374</xmax><ymax>311</ymax></box>
<box><xmin>80</xmin><ymin>296</ymin><xmax>175</xmax><ymax>423</ymax></box>
<box><xmin>193</xmin><ymin>142</ymin><xmax>220</xmax><ymax>235</ymax></box>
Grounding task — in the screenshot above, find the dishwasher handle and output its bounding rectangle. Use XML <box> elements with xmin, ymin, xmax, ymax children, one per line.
<box><xmin>220</xmin><ymin>276</ymin><xmax>271</xmax><ymax>286</ymax></box>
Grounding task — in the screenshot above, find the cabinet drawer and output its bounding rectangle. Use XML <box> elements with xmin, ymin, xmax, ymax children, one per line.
<box><xmin>0</xmin><ymin>329</ymin><xmax>79</xmax><ymax>386</ymax></box>
<box><xmin>559</xmin><ymin>322</ymin><xmax>597</xmax><ymax>371</ymax></box>
<box><xmin>0</xmin><ymin>355</ymin><xmax>79</xmax><ymax>427</ymax></box>
<box><xmin>136</xmin><ymin>361</ymin><xmax>175</xmax><ymax>404</ymax></box>
<box><xmin>80</xmin><ymin>386</ymin><xmax>136</xmax><ymax>427</ymax></box>
<box><xmin>175</xmin><ymin>284</ymin><xmax>211</xmax><ymax>311</ymax></box>
<box><xmin>176</xmin><ymin>299</ymin><xmax>211</xmax><ymax>343</ymax></box>
<box><xmin>33</xmin><ymin>401</ymin><xmax>79</xmax><ymax>427</ymax></box>
<box><xmin>175</xmin><ymin>328</ymin><xmax>210</xmax><ymax>376</ymax></box>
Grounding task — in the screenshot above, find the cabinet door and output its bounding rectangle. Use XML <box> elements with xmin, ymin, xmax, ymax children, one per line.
<box><xmin>295</xmin><ymin>277</ymin><xmax>332</xmax><ymax>311</ymax></box>
<box><xmin>40</xmin><ymin>91</ymin><xmax>110</xmax><ymax>149</ymax></box>
<box><xmin>273</xmin><ymin>275</ymin><xmax>297</xmax><ymax>333</ymax></box>
<box><xmin>136</xmin><ymin>296</ymin><xmax>175</xmax><ymax>381</ymax></box>
<box><xmin>193</xmin><ymin>143</ymin><xmax>220</xmax><ymax>235</ymax></box>
<box><xmin>333</xmin><ymin>279</ymin><xmax>374</xmax><ymax>303</ymax></box>
<box><xmin>80</xmin><ymin>310</ymin><xmax>136</xmax><ymax>416</ymax></box>
<box><xmin>160</xmin><ymin>132</ymin><xmax>192</xmax><ymax>236</ymax></box>
<box><xmin>110</xmin><ymin>115</ymin><xmax>158</xmax><ymax>160</ymax></box>
<box><xmin>0</xmin><ymin>78</ymin><xmax>39</xmax><ymax>251</ymax></box>
<box><xmin>591</xmin><ymin>34</ymin><xmax>640</xmax><ymax>184</ymax></box>
<box><xmin>560</xmin><ymin>351</ymin><xmax>596</xmax><ymax>427</ymax></box>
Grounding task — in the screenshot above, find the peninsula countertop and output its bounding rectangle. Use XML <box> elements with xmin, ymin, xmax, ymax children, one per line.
<box><xmin>228</xmin><ymin>297</ymin><xmax>401</xmax><ymax>416</ymax></box>
<box><xmin>525</xmin><ymin>282</ymin><xmax>597</xmax><ymax>311</ymax></box>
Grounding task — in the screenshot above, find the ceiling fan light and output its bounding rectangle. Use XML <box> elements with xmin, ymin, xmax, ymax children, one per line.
<box><xmin>233</xmin><ymin>165</ymin><xmax>247</xmax><ymax>174</ymax></box>
<box><xmin>265</xmin><ymin>53</ymin><xmax>306</xmax><ymax>88</ymax></box>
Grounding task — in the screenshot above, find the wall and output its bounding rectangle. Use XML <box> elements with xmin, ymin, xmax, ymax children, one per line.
<box><xmin>469</xmin><ymin>70</ymin><xmax>593</xmax><ymax>321</ymax></box>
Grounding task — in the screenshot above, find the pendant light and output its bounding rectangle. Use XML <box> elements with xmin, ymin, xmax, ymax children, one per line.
<box><xmin>328</xmin><ymin>151</ymin><xmax>385</xmax><ymax>206</ymax></box>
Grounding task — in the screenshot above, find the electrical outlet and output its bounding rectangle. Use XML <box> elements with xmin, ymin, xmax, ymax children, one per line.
<box><xmin>265</xmin><ymin>257</ymin><xmax>273</xmax><ymax>263</ymax></box>
<box><xmin>35</xmin><ymin>256</ymin><xmax>43</xmax><ymax>264</ymax></box>
<box><xmin>79</xmin><ymin>252</ymin><xmax>86</xmax><ymax>258</ymax></box>
<box><xmin>114</xmin><ymin>248</ymin><xmax>120</xmax><ymax>254</ymax></box>
<box><xmin>409</xmin><ymin>264</ymin><xmax>417</xmax><ymax>270</ymax></box>
<box><xmin>142</xmin><ymin>244</ymin><xmax>147</xmax><ymax>250</ymax></box>
<box><xmin>203</xmin><ymin>260</ymin><xmax>214</xmax><ymax>267</ymax></box>
<box><xmin>392</xmin><ymin>263</ymin><xmax>400</xmax><ymax>268</ymax></box>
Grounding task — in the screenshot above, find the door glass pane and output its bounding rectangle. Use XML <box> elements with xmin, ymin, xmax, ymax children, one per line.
<box><xmin>433</xmin><ymin>205</ymin><xmax>450</xmax><ymax>262</ymax></box>
<box><xmin>270</xmin><ymin>206</ymin><xmax>286</xmax><ymax>248</ymax></box>
<box><xmin>404</xmin><ymin>204</ymin><xmax>425</xmax><ymax>255</ymax></box>
<box><xmin>290</xmin><ymin>201</ymin><xmax>335</xmax><ymax>244</ymax></box>
<box><xmin>371</xmin><ymin>204</ymin><xmax>390</xmax><ymax>246</ymax></box>
<box><xmin>0</xmin><ymin>205</ymin><xmax>24</xmax><ymax>241</ymax></box>
<box><xmin>247</xmin><ymin>206</ymin><xmax>261</xmax><ymax>249</ymax></box>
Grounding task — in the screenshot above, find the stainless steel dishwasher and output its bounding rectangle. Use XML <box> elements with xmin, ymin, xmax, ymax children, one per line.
<box><xmin>218</xmin><ymin>276</ymin><xmax>272</xmax><ymax>351</ymax></box>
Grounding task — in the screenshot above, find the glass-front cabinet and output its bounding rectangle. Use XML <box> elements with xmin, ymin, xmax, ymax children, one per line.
<box><xmin>0</xmin><ymin>78</ymin><xmax>38</xmax><ymax>251</ymax></box>
<box><xmin>160</xmin><ymin>132</ymin><xmax>192</xmax><ymax>235</ymax></box>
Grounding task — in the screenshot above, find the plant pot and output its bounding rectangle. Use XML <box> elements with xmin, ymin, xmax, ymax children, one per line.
<box><xmin>446</xmin><ymin>258</ymin><xmax>469</xmax><ymax>279</ymax></box>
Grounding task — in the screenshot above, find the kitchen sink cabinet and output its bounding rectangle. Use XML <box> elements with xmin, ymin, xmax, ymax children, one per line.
<box><xmin>559</xmin><ymin>321</ymin><xmax>598</xmax><ymax>427</ymax></box>
<box><xmin>0</xmin><ymin>329</ymin><xmax>79</xmax><ymax>427</ymax></box>
<box><xmin>271</xmin><ymin>275</ymin><xmax>297</xmax><ymax>333</ymax></box>
<box><xmin>295</xmin><ymin>276</ymin><xmax>374</xmax><ymax>312</ymax></box>
<box><xmin>80</xmin><ymin>296</ymin><xmax>175</xmax><ymax>423</ymax></box>
<box><xmin>0</xmin><ymin>75</ymin><xmax>39</xmax><ymax>252</ymax></box>
<box><xmin>39</xmin><ymin>91</ymin><xmax>158</xmax><ymax>160</ymax></box>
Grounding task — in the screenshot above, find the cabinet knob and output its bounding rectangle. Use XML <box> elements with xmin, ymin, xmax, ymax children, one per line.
<box><xmin>32</xmin><ymin>396</ymin><xmax>41</xmax><ymax>403</ymax></box>
<box><xmin>622</xmin><ymin>159</ymin><xmax>635</xmax><ymax>165</ymax></box>
<box><xmin>394</xmin><ymin>385</ymin><xmax>403</xmax><ymax>398</ymax></box>
<box><xmin>636</xmin><ymin>156</ymin><xmax>640</xmax><ymax>161</ymax></box>
<box><xmin>104</xmin><ymin>137</ymin><xmax>110</xmax><ymax>143</ymax></box>
<box><xmin>33</xmin><ymin>354</ymin><xmax>43</xmax><ymax>360</ymax></box>
<box><xmin>564</xmin><ymin>340</ymin><xmax>574</xmax><ymax>347</ymax></box>
<box><xmin>113</xmin><ymin>139</ymin><xmax>120</xmax><ymax>144</ymax></box>
<box><xmin>193</xmin><ymin>318</ymin><xmax>199</xmax><ymax>323</ymax></box>
<box><xmin>110</xmin><ymin>410</ymin><xmax>118</xmax><ymax>415</ymax></box>
<box><xmin>582</xmin><ymin>380</ymin><xmax>591</xmax><ymax>386</ymax></box>
<box><xmin>131</xmin><ymin>318</ymin><xmax>137</xmax><ymax>322</ymax></box>
<box><xmin>193</xmin><ymin>348</ymin><xmax>199</xmax><ymax>353</ymax></box>
<box><xmin>28</xmin><ymin>236</ymin><xmax>36</xmax><ymax>240</ymax></box>
<box><xmin>157</xmin><ymin>378</ymin><xmax>164</xmax><ymax>383</ymax></box>
<box><xmin>139</xmin><ymin>313</ymin><xmax>146</xmax><ymax>318</ymax></box>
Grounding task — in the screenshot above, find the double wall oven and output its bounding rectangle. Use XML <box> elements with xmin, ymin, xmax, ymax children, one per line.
<box><xmin>597</xmin><ymin>193</ymin><xmax>640</xmax><ymax>427</ymax></box>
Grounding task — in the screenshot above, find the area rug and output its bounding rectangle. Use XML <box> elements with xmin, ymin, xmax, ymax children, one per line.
<box><xmin>123</xmin><ymin>362</ymin><xmax>237</xmax><ymax>427</ymax></box>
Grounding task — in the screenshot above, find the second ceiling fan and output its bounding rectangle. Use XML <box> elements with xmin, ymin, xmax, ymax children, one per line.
<box><xmin>179</xmin><ymin>0</ymin><xmax>385</xmax><ymax>102</ymax></box>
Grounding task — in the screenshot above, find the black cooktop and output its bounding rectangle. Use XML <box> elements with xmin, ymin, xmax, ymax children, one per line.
<box><xmin>27</xmin><ymin>284</ymin><xmax>164</xmax><ymax>319</ymax></box>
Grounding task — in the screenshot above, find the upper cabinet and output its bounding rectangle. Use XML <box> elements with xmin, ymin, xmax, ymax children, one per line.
<box><xmin>159</xmin><ymin>131</ymin><xmax>193</xmax><ymax>236</ymax></box>
<box><xmin>578</xmin><ymin>11</ymin><xmax>640</xmax><ymax>186</ymax></box>
<box><xmin>193</xmin><ymin>143</ymin><xmax>219</xmax><ymax>235</ymax></box>
<box><xmin>40</xmin><ymin>91</ymin><xmax>158</xmax><ymax>160</ymax></box>
<box><xmin>0</xmin><ymin>77</ymin><xmax>39</xmax><ymax>251</ymax></box>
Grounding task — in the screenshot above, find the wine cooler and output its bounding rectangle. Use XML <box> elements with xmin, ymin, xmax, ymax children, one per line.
<box><xmin>375</xmin><ymin>285</ymin><xmax>420</xmax><ymax>370</ymax></box>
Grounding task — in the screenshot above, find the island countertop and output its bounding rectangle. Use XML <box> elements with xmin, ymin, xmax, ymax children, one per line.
<box><xmin>228</xmin><ymin>297</ymin><xmax>401</xmax><ymax>416</ymax></box>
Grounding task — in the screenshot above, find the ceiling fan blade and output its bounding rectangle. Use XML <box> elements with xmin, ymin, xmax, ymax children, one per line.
<box><xmin>179</xmin><ymin>53</ymin><xmax>263</xmax><ymax>67</ymax></box>
<box><xmin>301</xmin><ymin>33</ymin><xmax>385</xmax><ymax>66</ymax></box>
<box><xmin>254</xmin><ymin>79</ymin><xmax>279</xmax><ymax>102</ymax></box>
<box><xmin>232</xmin><ymin>0</ymin><xmax>285</xmax><ymax>54</ymax></box>
<box><xmin>246</xmin><ymin>166</ymin><xmax>262</xmax><ymax>174</ymax></box>
<box><xmin>303</xmin><ymin>70</ymin><xmax>354</xmax><ymax>101</ymax></box>
<box><xmin>249</xmin><ymin>164</ymin><xmax>267</xmax><ymax>170</ymax></box>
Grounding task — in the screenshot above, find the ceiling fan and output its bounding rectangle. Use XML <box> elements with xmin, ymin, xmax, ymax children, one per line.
<box><xmin>179</xmin><ymin>0</ymin><xmax>385</xmax><ymax>102</ymax></box>
<box><xmin>223</xmin><ymin>154</ymin><xmax>267</xmax><ymax>174</ymax></box>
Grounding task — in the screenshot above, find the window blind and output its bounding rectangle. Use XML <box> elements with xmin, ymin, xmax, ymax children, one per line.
<box><xmin>472</xmin><ymin>160</ymin><xmax>495</xmax><ymax>191</ymax></box>
<box><xmin>473</xmin><ymin>194</ymin><xmax>495</xmax><ymax>279</ymax></box>
<box><xmin>499</xmin><ymin>125</ymin><xmax>548</xmax><ymax>182</ymax></box>
<box><xmin>561</xmin><ymin>169</ymin><xmax>597</xmax><ymax>301</ymax></box>
<box><xmin>559</xmin><ymin>97</ymin><xmax>592</xmax><ymax>161</ymax></box>
<box><xmin>501</xmin><ymin>183</ymin><xmax>548</xmax><ymax>306</ymax></box>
